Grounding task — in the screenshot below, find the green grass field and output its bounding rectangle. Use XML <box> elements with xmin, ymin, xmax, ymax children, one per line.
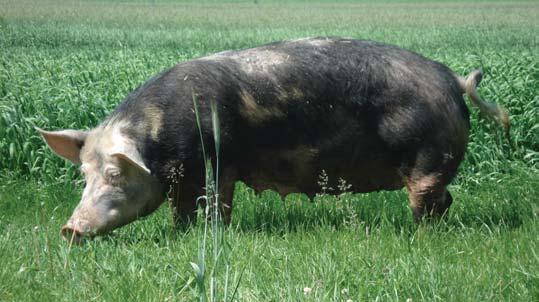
<box><xmin>0</xmin><ymin>0</ymin><xmax>538</xmax><ymax>301</ymax></box>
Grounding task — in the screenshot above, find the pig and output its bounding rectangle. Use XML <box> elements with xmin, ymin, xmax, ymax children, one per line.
<box><xmin>38</xmin><ymin>37</ymin><xmax>509</xmax><ymax>242</ymax></box>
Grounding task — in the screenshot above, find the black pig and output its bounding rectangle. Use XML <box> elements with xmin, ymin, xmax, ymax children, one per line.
<box><xmin>39</xmin><ymin>37</ymin><xmax>509</xmax><ymax>242</ymax></box>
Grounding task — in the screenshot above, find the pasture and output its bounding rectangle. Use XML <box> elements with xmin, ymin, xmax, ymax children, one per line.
<box><xmin>0</xmin><ymin>0</ymin><xmax>538</xmax><ymax>301</ymax></box>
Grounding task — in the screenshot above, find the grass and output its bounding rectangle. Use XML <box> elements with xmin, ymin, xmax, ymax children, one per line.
<box><xmin>0</xmin><ymin>0</ymin><xmax>538</xmax><ymax>301</ymax></box>
<box><xmin>1</xmin><ymin>0</ymin><xmax>538</xmax><ymax>178</ymax></box>
<box><xmin>1</xmin><ymin>169</ymin><xmax>538</xmax><ymax>301</ymax></box>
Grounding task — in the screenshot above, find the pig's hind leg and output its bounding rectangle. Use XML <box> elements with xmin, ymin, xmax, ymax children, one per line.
<box><xmin>405</xmin><ymin>173</ymin><xmax>453</xmax><ymax>221</ymax></box>
<box><xmin>403</xmin><ymin>149</ymin><xmax>461</xmax><ymax>221</ymax></box>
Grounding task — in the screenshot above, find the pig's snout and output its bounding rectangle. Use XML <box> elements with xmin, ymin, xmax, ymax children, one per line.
<box><xmin>60</xmin><ymin>219</ymin><xmax>93</xmax><ymax>244</ymax></box>
<box><xmin>60</xmin><ymin>225</ymin><xmax>84</xmax><ymax>244</ymax></box>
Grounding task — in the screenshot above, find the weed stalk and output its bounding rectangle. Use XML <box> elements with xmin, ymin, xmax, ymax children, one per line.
<box><xmin>191</xmin><ymin>94</ymin><xmax>238</xmax><ymax>301</ymax></box>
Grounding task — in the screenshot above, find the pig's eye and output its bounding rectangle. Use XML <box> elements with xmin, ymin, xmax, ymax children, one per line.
<box><xmin>106</xmin><ymin>169</ymin><xmax>122</xmax><ymax>184</ymax></box>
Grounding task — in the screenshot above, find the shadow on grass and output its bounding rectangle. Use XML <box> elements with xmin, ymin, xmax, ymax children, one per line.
<box><xmin>1</xmin><ymin>172</ymin><xmax>536</xmax><ymax>245</ymax></box>
<box><xmin>230</xmin><ymin>179</ymin><xmax>536</xmax><ymax>235</ymax></box>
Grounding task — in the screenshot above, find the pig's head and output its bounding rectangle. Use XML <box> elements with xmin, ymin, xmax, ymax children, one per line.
<box><xmin>38</xmin><ymin>125</ymin><xmax>165</xmax><ymax>243</ymax></box>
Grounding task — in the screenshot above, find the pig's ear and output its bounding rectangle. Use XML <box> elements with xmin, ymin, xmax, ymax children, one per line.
<box><xmin>111</xmin><ymin>152</ymin><xmax>151</xmax><ymax>175</ymax></box>
<box><xmin>37</xmin><ymin>128</ymin><xmax>87</xmax><ymax>164</ymax></box>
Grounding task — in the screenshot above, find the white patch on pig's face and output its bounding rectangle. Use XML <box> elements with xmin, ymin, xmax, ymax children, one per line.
<box><xmin>62</xmin><ymin>125</ymin><xmax>164</xmax><ymax>238</ymax></box>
